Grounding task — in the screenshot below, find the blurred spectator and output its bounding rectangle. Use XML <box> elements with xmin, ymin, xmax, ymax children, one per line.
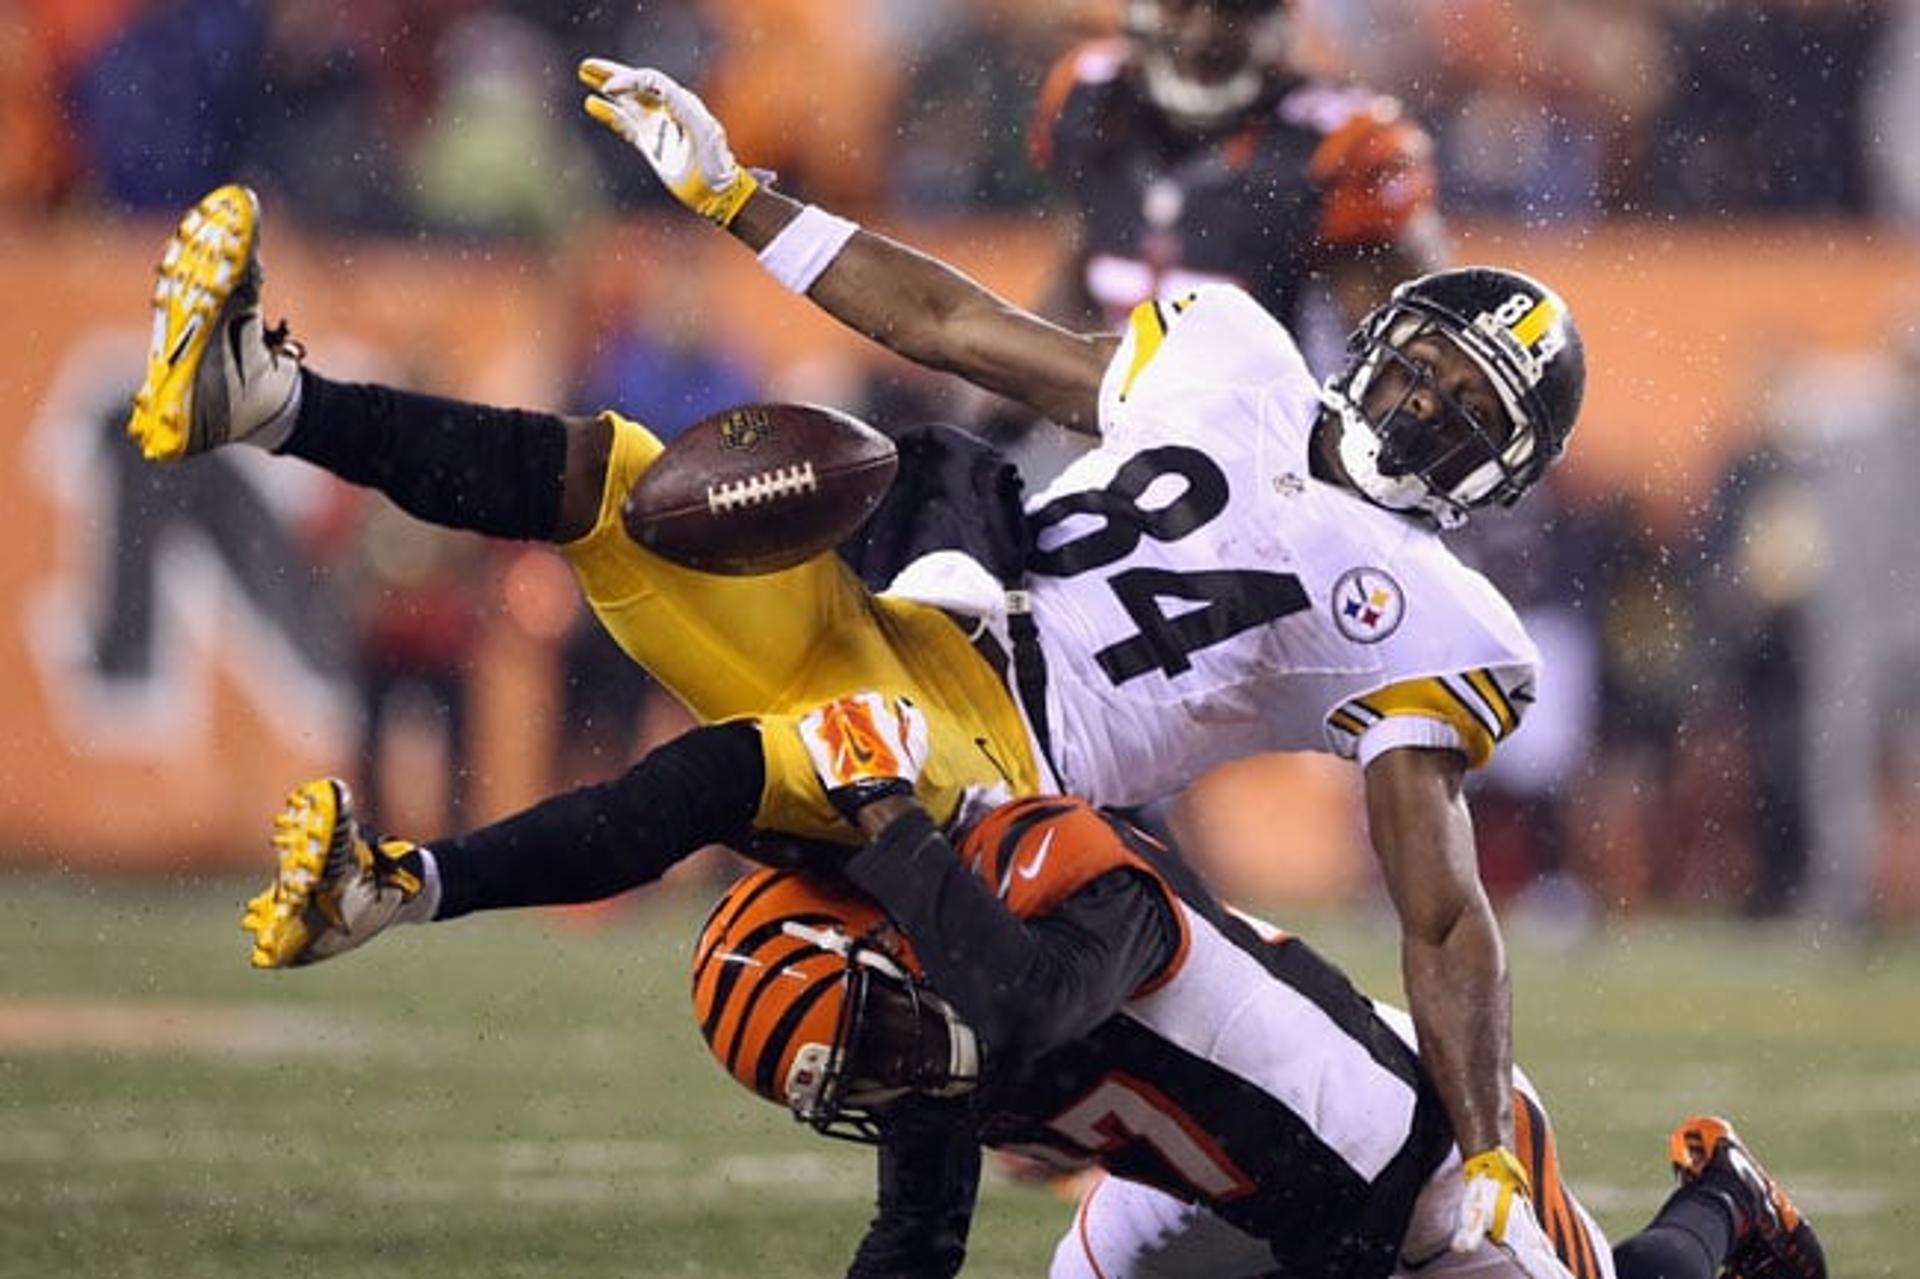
<box><xmin>888</xmin><ymin>0</ymin><xmax>1064</xmax><ymax>213</ymax></box>
<box><xmin>1455</xmin><ymin>478</ymin><xmax>1611</xmax><ymax>920</ymax></box>
<box><xmin>1694</xmin><ymin>391</ymin><xmax>1826</xmax><ymax>916</ymax></box>
<box><xmin>1299</xmin><ymin>0</ymin><xmax>1638</xmax><ymax>219</ymax></box>
<box><xmin>66</xmin><ymin>0</ymin><xmax>266</xmax><ymax>210</ymax></box>
<box><xmin>1416</xmin><ymin>0</ymin><xmax>1668</xmax><ymax>220</ymax></box>
<box><xmin>1584</xmin><ymin>499</ymin><xmax>1712</xmax><ymax>906</ymax></box>
<box><xmin>346</xmin><ymin>501</ymin><xmax>489</xmax><ymax>833</ymax></box>
<box><xmin>699</xmin><ymin>0</ymin><xmax>902</xmax><ymax>209</ymax></box>
<box><xmin>568</xmin><ymin>233</ymin><xmax>760</xmax><ymax>426</ymax></box>
<box><xmin>1651</xmin><ymin>0</ymin><xmax>1887</xmax><ymax>214</ymax></box>
<box><xmin>410</xmin><ymin>12</ymin><xmax>605</xmax><ymax>244</ymax></box>
<box><xmin>0</xmin><ymin>1</ymin><xmax>76</xmax><ymax>208</ymax></box>
<box><xmin>239</xmin><ymin>0</ymin><xmax>409</xmax><ymax>234</ymax></box>
<box><xmin>1777</xmin><ymin>345</ymin><xmax>1920</xmax><ymax>924</ymax></box>
<box><xmin>555</xmin><ymin>227</ymin><xmax>760</xmax><ymax>785</ymax></box>
<box><xmin>1865</xmin><ymin>0</ymin><xmax>1920</xmax><ymax>222</ymax></box>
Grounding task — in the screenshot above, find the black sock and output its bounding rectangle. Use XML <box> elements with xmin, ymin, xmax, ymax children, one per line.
<box><xmin>282</xmin><ymin>370</ymin><xmax>568</xmax><ymax>540</ymax></box>
<box><xmin>432</xmin><ymin>721</ymin><xmax>765</xmax><ymax>918</ymax></box>
<box><xmin>1612</xmin><ymin>1182</ymin><xmax>1738</xmax><ymax>1279</ymax></box>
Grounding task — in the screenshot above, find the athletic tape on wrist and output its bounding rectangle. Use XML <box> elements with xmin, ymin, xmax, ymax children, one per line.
<box><xmin>757</xmin><ymin>204</ymin><xmax>859</xmax><ymax>295</ymax></box>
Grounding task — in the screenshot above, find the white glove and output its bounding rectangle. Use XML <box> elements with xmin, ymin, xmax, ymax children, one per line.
<box><xmin>1452</xmin><ymin>1148</ymin><xmax>1575</xmax><ymax>1279</ymax></box>
<box><xmin>796</xmin><ymin>692</ymin><xmax>930</xmax><ymax>822</ymax></box>
<box><xmin>578</xmin><ymin>58</ymin><xmax>759</xmax><ymax>226</ymax></box>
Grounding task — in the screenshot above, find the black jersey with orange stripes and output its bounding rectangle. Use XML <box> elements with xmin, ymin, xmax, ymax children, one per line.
<box><xmin>1031</xmin><ymin>39</ymin><xmax>1438</xmax><ymax>329</ymax></box>
<box><xmin>953</xmin><ymin>798</ymin><xmax>1454</xmax><ymax>1278</ymax></box>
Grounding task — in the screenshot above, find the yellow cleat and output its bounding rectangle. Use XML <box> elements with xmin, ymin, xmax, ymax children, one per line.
<box><xmin>127</xmin><ymin>184</ymin><xmax>303</xmax><ymax>461</ymax></box>
<box><xmin>244</xmin><ymin>779</ymin><xmax>429</xmax><ymax>969</ymax></box>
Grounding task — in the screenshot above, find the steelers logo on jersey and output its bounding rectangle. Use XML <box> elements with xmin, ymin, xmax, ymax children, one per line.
<box><xmin>1331</xmin><ymin>568</ymin><xmax>1405</xmax><ymax>644</ymax></box>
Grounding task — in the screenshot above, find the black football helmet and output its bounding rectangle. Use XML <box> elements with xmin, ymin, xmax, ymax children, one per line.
<box><xmin>1321</xmin><ymin>266</ymin><xmax>1585</xmax><ymax>527</ymax></box>
<box><xmin>1127</xmin><ymin>0</ymin><xmax>1291</xmax><ymax>132</ymax></box>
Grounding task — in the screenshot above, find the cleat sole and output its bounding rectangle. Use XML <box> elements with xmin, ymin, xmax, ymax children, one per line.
<box><xmin>245</xmin><ymin>779</ymin><xmax>343</xmax><ymax>969</ymax></box>
<box><xmin>126</xmin><ymin>185</ymin><xmax>260</xmax><ymax>461</ymax></box>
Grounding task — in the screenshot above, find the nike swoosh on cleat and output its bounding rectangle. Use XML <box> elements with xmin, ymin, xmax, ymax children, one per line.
<box><xmin>166</xmin><ymin>316</ymin><xmax>201</xmax><ymax>367</ymax></box>
<box><xmin>227</xmin><ymin>314</ymin><xmax>249</xmax><ymax>387</ymax></box>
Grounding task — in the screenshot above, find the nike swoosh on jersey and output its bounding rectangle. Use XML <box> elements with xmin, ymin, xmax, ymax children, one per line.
<box><xmin>1017</xmin><ymin>829</ymin><xmax>1055</xmax><ymax>881</ymax></box>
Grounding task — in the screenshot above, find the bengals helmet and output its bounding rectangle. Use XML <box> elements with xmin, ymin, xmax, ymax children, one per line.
<box><xmin>690</xmin><ymin>869</ymin><xmax>979</xmax><ymax>1143</ymax></box>
<box><xmin>1127</xmin><ymin>0</ymin><xmax>1291</xmax><ymax>132</ymax></box>
<box><xmin>1322</xmin><ymin>266</ymin><xmax>1585</xmax><ymax>528</ymax></box>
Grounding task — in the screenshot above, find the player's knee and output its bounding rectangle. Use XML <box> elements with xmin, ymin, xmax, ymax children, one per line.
<box><xmin>555</xmin><ymin>413</ymin><xmax>618</xmax><ymax>542</ymax></box>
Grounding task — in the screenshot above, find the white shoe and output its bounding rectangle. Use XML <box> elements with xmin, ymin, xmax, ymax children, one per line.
<box><xmin>127</xmin><ymin>184</ymin><xmax>303</xmax><ymax>461</ymax></box>
<box><xmin>242</xmin><ymin>779</ymin><xmax>433</xmax><ymax>969</ymax></box>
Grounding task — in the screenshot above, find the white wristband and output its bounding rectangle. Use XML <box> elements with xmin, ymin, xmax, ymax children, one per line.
<box><xmin>757</xmin><ymin>204</ymin><xmax>859</xmax><ymax>295</ymax></box>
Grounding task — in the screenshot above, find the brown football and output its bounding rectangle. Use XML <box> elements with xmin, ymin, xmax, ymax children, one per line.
<box><xmin>622</xmin><ymin>402</ymin><xmax>898</xmax><ymax>575</ymax></box>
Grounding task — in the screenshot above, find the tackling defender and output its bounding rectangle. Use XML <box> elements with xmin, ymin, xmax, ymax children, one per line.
<box><xmin>715</xmin><ymin>691</ymin><xmax>1827</xmax><ymax>1279</ymax></box>
<box><xmin>129</xmin><ymin>61</ymin><xmax>1583</xmax><ymax>1265</ymax></box>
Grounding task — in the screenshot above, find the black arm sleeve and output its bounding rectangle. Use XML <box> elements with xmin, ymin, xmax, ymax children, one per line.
<box><xmin>432</xmin><ymin>721</ymin><xmax>763</xmax><ymax>919</ymax></box>
<box><xmin>283</xmin><ymin>371</ymin><xmax>568</xmax><ymax>541</ymax></box>
<box><xmin>841</xmin><ymin>809</ymin><xmax>1180</xmax><ymax>1069</ymax></box>
<box><xmin>847</xmin><ymin>1098</ymin><xmax>981</xmax><ymax>1279</ymax></box>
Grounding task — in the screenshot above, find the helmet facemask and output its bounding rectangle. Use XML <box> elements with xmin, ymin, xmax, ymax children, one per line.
<box><xmin>780</xmin><ymin>922</ymin><xmax>980</xmax><ymax>1145</ymax></box>
<box><xmin>1324</xmin><ymin>311</ymin><xmax>1540</xmax><ymax>529</ymax></box>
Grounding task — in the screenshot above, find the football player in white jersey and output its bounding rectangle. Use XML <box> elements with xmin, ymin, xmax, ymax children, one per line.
<box><xmin>126</xmin><ymin>64</ymin><xmax>1584</xmax><ymax>1272</ymax></box>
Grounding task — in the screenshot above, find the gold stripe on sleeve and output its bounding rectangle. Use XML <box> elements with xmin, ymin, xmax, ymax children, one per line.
<box><xmin>1118</xmin><ymin>301</ymin><xmax>1169</xmax><ymax>402</ymax></box>
<box><xmin>1465</xmin><ymin>668</ymin><xmax>1518</xmax><ymax>737</ymax></box>
<box><xmin>1356</xmin><ymin>676</ymin><xmax>1497</xmax><ymax>766</ymax></box>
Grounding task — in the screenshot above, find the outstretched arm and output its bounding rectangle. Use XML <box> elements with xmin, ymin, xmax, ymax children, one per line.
<box><xmin>727</xmin><ymin>189</ymin><xmax>1111</xmax><ymax>432</ymax></box>
<box><xmin>1364</xmin><ymin>746</ymin><xmax>1511</xmax><ymax>1155</ymax></box>
<box><xmin>1364</xmin><ymin>747</ymin><xmax>1570</xmax><ymax>1278</ymax></box>
<box><xmin>579</xmin><ymin>60</ymin><xmax>1112</xmax><ymax>434</ymax></box>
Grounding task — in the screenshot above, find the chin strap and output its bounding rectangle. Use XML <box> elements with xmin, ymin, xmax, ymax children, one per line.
<box><xmin>931</xmin><ymin>1016</ymin><xmax>981</xmax><ymax>1099</ymax></box>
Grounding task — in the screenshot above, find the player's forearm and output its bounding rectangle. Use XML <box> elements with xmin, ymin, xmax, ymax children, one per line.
<box><xmin>850</xmin><ymin>1098</ymin><xmax>979</xmax><ymax>1279</ymax></box>
<box><xmin>1401</xmin><ymin>898</ymin><xmax>1513</xmax><ymax>1159</ymax></box>
<box><xmin>1365</xmin><ymin>747</ymin><xmax>1513</xmax><ymax>1158</ymax></box>
<box><xmin>728</xmin><ymin>188</ymin><xmax>1106</xmax><ymax>431</ymax></box>
<box><xmin>729</xmin><ymin>187</ymin><xmax>1007</xmax><ymax>366</ymax></box>
<box><xmin>843</xmin><ymin>807</ymin><xmax>1174</xmax><ymax>1064</ymax></box>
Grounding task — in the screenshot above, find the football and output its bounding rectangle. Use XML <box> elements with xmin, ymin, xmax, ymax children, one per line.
<box><xmin>623</xmin><ymin>402</ymin><xmax>898</xmax><ymax>575</ymax></box>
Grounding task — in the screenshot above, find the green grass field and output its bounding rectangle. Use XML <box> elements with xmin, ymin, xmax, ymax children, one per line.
<box><xmin>2</xmin><ymin>869</ymin><xmax>1914</xmax><ymax>1277</ymax></box>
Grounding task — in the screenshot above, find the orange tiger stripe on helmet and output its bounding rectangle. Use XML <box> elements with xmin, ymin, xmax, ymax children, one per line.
<box><xmin>691</xmin><ymin>868</ymin><xmax>911</xmax><ymax>1106</ymax></box>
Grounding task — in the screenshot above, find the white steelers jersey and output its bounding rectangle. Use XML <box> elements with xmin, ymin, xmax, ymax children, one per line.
<box><xmin>1022</xmin><ymin>284</ymin><xmax>1538</xmax><ymax>809</ymax></box>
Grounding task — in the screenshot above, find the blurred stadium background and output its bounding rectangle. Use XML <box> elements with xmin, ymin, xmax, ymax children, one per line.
<box><xmin>1</xmin><ymin>0</ymin><xmax>1917</xmax><ymax>1273</ymax></box>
